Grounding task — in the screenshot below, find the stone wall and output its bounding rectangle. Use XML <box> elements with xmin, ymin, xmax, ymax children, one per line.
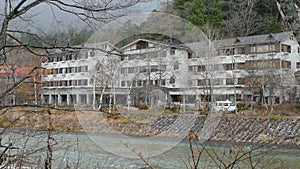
<box><xmin>103</xmin><ymin>115</ymin><xmax>299</xmax><ymax>146</ymax></box>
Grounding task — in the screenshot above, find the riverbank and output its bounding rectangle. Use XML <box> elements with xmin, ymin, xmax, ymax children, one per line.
<box><xmin>0</xmin><ymin>107</ymin><xmax>299</xmax><ymax>146</ymax></box>
<box><xmin>93</xmin><ymin>115</ymin><xmax>299</xmax><ymax>146</ymax></box>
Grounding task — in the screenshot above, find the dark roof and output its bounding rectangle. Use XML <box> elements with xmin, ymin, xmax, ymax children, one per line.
<box><xmin>213</xmin><ymin>31</ymin><xmax>294</xmax><ymax>47</ymax></box>
<box><xmin>121</xmin><ymin>39</ymin><xmax>189</xmax><ymax>50</ymax></box>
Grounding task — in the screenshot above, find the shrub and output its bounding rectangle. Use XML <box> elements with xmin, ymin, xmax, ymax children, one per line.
<box><xmin>138</xmin><ymin>102</ymin><xmax>149</xmax><ymax>110</ymax></box>
<box><xmin>170</xmin><ymin>105</ymin><xmax>180</xmax><ymax>114</ymax></box>
<box><xmin>237</xmin><ymin>101</ymin><xmax>245</xmax><ymax>110</ymax></box>
<box><xmin>268</xmin><ymin>114</ymin><xmax>282</xmax><ymax>120</ymax></box>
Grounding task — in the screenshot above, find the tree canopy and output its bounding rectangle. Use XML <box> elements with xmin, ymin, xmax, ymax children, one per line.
<box><xmin>172</xmin><ymin>0</ymin><xmax>284</xmax><ymax>39</ymax></box>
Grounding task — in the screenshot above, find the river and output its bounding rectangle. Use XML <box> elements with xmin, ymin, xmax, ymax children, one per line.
<box><xmin>1</xmin><ymin>130</ymin><xmax>299</xmax><ymax>169</ymax></box>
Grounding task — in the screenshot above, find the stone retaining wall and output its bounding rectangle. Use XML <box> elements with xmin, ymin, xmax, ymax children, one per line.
<box><xmin>85</xmin><ymin>115</ymin><xmax>300</xmax><ymax>146</ymax></box>
<box><xmin>211</xmin><ymin>117</ymin><xmax>299</xmax><ymax>145</ymax></box>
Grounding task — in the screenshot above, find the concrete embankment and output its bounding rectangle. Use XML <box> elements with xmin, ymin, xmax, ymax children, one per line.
<box><xmin>92</xmin><ymin>115</ymin><xmax>299</xmax><ymax>146</ymax></box>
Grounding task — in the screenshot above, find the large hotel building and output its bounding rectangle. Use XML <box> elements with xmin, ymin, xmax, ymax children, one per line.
<box><xmin>41</xmin><ymin>31</ymin><xmax>300</xmax><ymax>108</ymax></box>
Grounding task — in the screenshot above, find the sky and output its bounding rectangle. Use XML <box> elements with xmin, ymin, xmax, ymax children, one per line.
<box><xmin>0</xmin><ymin>0</ymin><xmax>169</xmax><ymax>34</ymax></box>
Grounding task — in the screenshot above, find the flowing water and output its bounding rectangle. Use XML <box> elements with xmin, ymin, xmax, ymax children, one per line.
<box><xmin>1</xmin><ymin>130</ymin><xmax>299</xmax><ymax>169</ymax></box>
<box><xmin>53</xmin><ymin>133</ymin><xmax>300</xmax><ymax>169</ymax></box>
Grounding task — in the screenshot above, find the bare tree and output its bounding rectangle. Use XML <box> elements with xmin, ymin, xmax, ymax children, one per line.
<box><xmin>90</xmin><ymin>47</ymin><xmax>120</xmax><ymax>113</ymax></box>
<box><xmin>244</xmin><ymin>56</ymin><xmax>294</xmax><ymax>113</ymax></box>
<box><xmin>188</xmin><ymin>41</ymin><xmax>224</xmax><ymax>113</ymax></box>
<box><xmin>224</xmin><ymin>0</ymin><xmax>259</xmax><ymax>37</ymax></box>
<box><xmin>275</xmin><ymin>0</ymin><xmax>300</xmax><ymax>41</ymax></box>
<box><xmin>0</xmin><ymin>0</ymin><xmax>144</xmax><ymax>168</ymax></box>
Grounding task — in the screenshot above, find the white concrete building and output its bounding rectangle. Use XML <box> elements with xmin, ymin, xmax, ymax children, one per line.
<box><xmin>41</xmin><ymin>42</ymin><xmax>121</xmax><ymax>106</ymax></box>
<box><xmin>41</xmin><ymin>32</ymin><xmax>300</xmax><ymax>107</ymax></box>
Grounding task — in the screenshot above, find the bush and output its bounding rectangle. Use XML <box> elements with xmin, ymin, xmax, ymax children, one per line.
<box><xmin>138</xmin><ymin>102</ymin><xmax>149</xmax><ymax>110</ymax></box>
<box><xmin>237</xmin><ymin>101</ymin><xmax>245</xmax><ymax>110</ymax></box>
<box><xmin>170</xmin><ymin>105</ymin><xmax>180</xmax><ymax>114</ymax></box>
<box><xmin>268</xmin><ymin>114</ymin><xmax>282</xmax><ymax>120</ymax></box>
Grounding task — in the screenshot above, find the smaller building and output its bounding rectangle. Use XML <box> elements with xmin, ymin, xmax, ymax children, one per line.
<box><xmin>0</xmin><ymin>64</ymin><xmax>42</xmax><ymax>105</ymax></box>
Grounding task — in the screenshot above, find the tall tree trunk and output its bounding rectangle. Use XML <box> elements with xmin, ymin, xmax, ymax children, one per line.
<box><xmin>275</xmin><ymin>0</ymin><xmax>300</xmax><ymax>41</ymax></box>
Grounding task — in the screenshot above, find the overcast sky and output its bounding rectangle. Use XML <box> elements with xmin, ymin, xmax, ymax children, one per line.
<box><xmin>0</xmin><ymin>0</ymin><xmax>168</xmax><ymax>34</ymax></box>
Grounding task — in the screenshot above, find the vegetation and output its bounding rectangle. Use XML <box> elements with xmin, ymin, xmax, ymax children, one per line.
<box><xmin>171</xmin><ymin>0</ymin><xmax>284</xmax><ymax>39</ymax></box>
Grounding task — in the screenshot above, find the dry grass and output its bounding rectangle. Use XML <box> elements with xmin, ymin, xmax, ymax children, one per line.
<box><xmin>0</xmin><ymin>107</ymin><xmax>82</xmax><ymax>132</ymax></box>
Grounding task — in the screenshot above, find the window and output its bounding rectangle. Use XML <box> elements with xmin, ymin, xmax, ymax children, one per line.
<box><xmin>132</xmin><ymin>81</ymin><xmax>136</xmax><ymax>87</ymax></box>
<box><xmin>150</xmin><ymin>65</ymin><xmax>159</xmax><ymax>72</ymax></box>
<box><xmin>102</xmin><ymin>44</ymin><xmax>107</xmax><ymax>50</ymax></box>
<box><xmin>214</xmin><ymin>79</ymin><xmax>223</xmax><ymax>85</ymax></box>
<box><xmin>174</xmin><ymin>61</ymin><xmax>179</xmax><ymax>70</ymax></box>
<box><xmin>297</xmin><ymin>62</ymin><xmax>300</xmax><ymax>68</ymax></box>
<box><xmin>170</xmin><ymin>48</ymin><xmax>176</xmax><ymax>55</ymax></box>
<box><xmin>121</xmin><ymin>55</ymin><xmax>129</xmax><ymax>61</ymax></box>
<box><xmin>226</xmin><ymin>78</ymin><xmax>234</xmax><ymax>85</ymax></box>
<box><xmin>238</xmin><ymin>78</ymin><xmax>246</xmax><ymax>85</ymax></box>
<box><xmin>136</xmin><ymin>41</ymin><xmax>148</xmax><ymax>49</ymax></box>
<box><xmin>127</xmin><ymin>81</ymin><xmax>131</xmax><ymax>87</ymax></box>
<box><xmin>189</xmin><ymin>80</ymin><xmax>197</xmax><ymax>86</ymax></box>
<box><xmin>83</xmin><ymin>66</ymin><xmax>88</xmax><ymax>72</ymax></box>
<box><xmin>73</xmin><ymin>53</ymin><xmax>78</xmax><ymax>60</ymax></box>
<box><xmin>282</xmin><ymin>61</ymin><xmax>291</xmax><ymax>69</ymax></box>
<box><xmin>268</xmin><ymin>44</ymin><xmax>275</xmax><ymax>52</ymax></box>
<box><xmin>224</xmin><ymin>64</ymin><xmax>233</xmax><ymax>70</ymax></box>
<box><xmin>236</xmin><ymin>47</ymin><xmax>245</xmax><ymax>54</ymax></box>
<box><xmin>170</xmin><ymin>76</ymin><xmax>176</xmax><ymax>84</ymax></box>
<box><xmin>95</xmin><ymin>63</ymin><xmax>102</xmax><ymax>72</ymax></box>
<box><xmin>82</xmin><ymin>79</ymin><xmax>88</xmax><ymax>86</ymax></box>
<box><xmin>90</xmin><ymin>51</ymin><xmax>95</xmax><ymax>57</ymax></box>
<box><xmin>71</xmin><ymin>67</ymin><xmax>77</xmax><ymax>73</ymax></box>
<box><xmin>54</xmin><ymin>69</ymin><xmax>58</xmax><ymax>74</ymax></box>
<box><xmin>188</xmin><ymin>51</ymin><xmax>196</xmax><ymax>58</ymax></box>
<box><xmin>225</xmin><ymin>48</ymin><xmax>234</xmax><ymax>55</ymax></box>
<box><xmin>197</xmin><ymin>79</ymin><xmax>207</xmax><ymax>86</ymax></box>
<box><xmin>281</xmin><ymin>44</ymin><xmax>291</xmax><ymax>53</ymax></box>
<box><xmin>198</xmin><ymin>65</ymin><xmax>205</xmax><ymax>72</ymax></box>
<box><xmin>61</xmin><ymin>81</ymin><xmax>67</xmax><ymax>86</ymax></box>
<box><xmin>189</xmin><ymin>66</ymin><xmax>198</xmax><ymax>72</ymax></box>
<box><xmin>121</xmin><ymin>81</ymin><xmax>125</xmax><ymax>87</ymax></box>
<box><xmin>250</xmin><ymin>45</ymin><xmax>257</xmax><ymax>53</ymax></box>
<box><xmin>71</xmin><ymin>80</ymin><xmax>77</xmax><ymax>86</ymax></box>
<box><xmin>128</xmin><ymin>67</ymin><xmax>134</xmax><ymax>73</ymax></box>
<box><xmin>121</xmin><ymin>68</ymin><xmax>127</xmax><ymax>74</ymax></box>
<box><xmin>256</xmin><ymin>44</ymin><xmax>269</xmax><ymax>53</ymax></box>
<box><xmin>218</xmin><ymin>49</ymin><xmax>226</xmax><ymax>56</ymax></box>
<box><xmin>137</xmin><ymin>80</ymin><xmax>142</xmax><ymax>86</ymax></box>
<box><xmin>236</xmin><ymin>63</ymin><xmax>245</xmax><ymax>69</ymax></box>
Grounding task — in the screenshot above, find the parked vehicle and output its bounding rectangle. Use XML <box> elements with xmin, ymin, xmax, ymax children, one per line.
<box><xmin>215</xmin><ymin>100</ymin><xmax>237</xmax><ymax>112</ymax></box>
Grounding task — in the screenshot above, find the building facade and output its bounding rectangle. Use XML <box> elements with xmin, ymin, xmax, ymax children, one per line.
<box><xmin>41</xmin><ymin>32</ymin><xmax>300</xmax><ymax>107</ymax></box>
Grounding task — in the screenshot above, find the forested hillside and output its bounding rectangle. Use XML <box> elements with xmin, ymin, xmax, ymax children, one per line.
<box><xmin>171</xmin><ymin>0</ymin><xmax>282</xmax><ymax>39</ymax></box>
<box><xmin>16</xmin><ymin>0</ymin><xmax>300</xmax><ymax>45</ymax></box>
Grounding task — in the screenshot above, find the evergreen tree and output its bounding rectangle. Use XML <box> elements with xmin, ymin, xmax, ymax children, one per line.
<box><xmin>173</xmin><ymin>0</ymin><xmax>224</xmax><ymax>38</ymax></box>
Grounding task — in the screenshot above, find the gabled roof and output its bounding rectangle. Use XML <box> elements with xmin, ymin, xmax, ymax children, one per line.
<box><xmin>213</xmin><ymin>31</ymin><xmax>294</xmax><ymax>47</ymax></box>
<box><xmin>120</xmin><ymin>39</ymin><xmax>189</xmax><ymax>51</ymax></box>
<box><xmin>46</xmin><ymin>41</ymin><xmax>122</xmax><ymax>55</ymax></box>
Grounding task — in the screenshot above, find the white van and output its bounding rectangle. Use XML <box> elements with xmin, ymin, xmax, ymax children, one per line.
<box><xmin>215</xmin><ymin>100</ymin><xmax>237</xmax><ymax>112</ymax></box>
